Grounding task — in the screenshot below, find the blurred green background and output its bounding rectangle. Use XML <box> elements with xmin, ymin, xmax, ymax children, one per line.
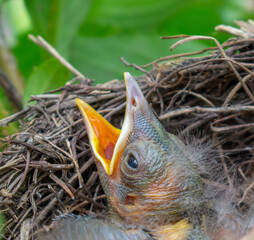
<box><xmin>0</xmin><ymin>0</ymin><xmax>254</xmax><ymax>237</ymax></box>
<box><xmin>0</xmin><ymin>0</ymin><xmax>254</xmax><ymax>135</ymax></box>
<box><xmin>0</xmin><ymin>0</ymin><xmax>254</xmax><ymax>136</ymax></box>
<box><xmin>0</xmin><ymin>0</ymin><xmax>254</xmax><ymax>131</ymax></box>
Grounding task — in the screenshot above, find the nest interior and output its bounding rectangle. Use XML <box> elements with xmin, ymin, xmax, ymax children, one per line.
<box><xmin>1</xmin><ymin>21</ymin><xmax>254</xmax><ymax>239</ymax></box>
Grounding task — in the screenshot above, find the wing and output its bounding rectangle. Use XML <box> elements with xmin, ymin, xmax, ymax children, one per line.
<box><xmin>36</xmin><ymin>215</ymin><xmax>151</xmax><ymax>240</ymax></box>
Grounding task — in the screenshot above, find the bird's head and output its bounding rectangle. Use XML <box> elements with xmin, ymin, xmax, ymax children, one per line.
<box><xmin>76</xmin><ymin>73</ymin><xmax>204</xmax><ymax>229</ymax></box>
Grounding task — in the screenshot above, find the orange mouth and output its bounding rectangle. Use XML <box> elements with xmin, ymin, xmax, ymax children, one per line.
<box><xmin>75</xmin><ymin>98</ymin><xmax>121</xmax><ymax>175</ymax></box>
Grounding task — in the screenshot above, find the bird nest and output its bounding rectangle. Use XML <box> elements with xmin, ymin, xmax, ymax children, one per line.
<box><xmin>1</xmin><ymin>20</ymin><xmax>254</xmax><ymax>240</ymax></box>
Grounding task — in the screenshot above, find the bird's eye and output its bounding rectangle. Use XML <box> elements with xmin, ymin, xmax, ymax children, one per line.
<box><xmin>127</xmin><ymin>154</ymin><xmax>138</xmax><ymax>169</ymax></box>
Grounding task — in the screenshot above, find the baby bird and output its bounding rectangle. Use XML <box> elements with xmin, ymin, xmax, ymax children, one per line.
<box><xmin>40</xmin><ymin>72</ymin><xmax>253</xmax><ymax>240</ymax></box>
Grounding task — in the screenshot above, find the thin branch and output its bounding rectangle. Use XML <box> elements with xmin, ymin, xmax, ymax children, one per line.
<box><xmin>169</xmin><ymin>35</ymin><xmax>254</xmax><ymax>103</ymax></box>
<box><xmin>159</xmin><ymin>105</ymin><xmax>254</xmax><ymax>120</ymax></box>
<box><xmin>28</xmin><ymin>34</ymin><xmax>86</xmax><ymax>81</ymax></box>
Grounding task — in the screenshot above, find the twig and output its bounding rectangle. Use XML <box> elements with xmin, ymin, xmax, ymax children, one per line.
<box><xmin>169</xmin><ymin>35</ymin><xmax>254</xmax><ymax>103</ymax></box>
<box><xmin>4</xmin><ymin>139</ymin><xmax>57</xmax><ymax>158</ymax></box>
<box><xmin>224</xmin><ymin>74</ymin><xmax>253</xmax><ymax>105</ymax></box>
<box><xmin>0</xmin><ymin>71</ymin><xmax>22</xmax><ymax>110</ymax></box>
<box><xmin>28</xmin><ymin>34</ymin><xmax>86</xmax><ymax>80</ymax></box>
<box><xmin>238</xmin><ymin>181</ymin><xmax>254</xmax><ymax>204</ymax></box>
<box><xmin>49</xmin><ymin>173</ymin><xmax>74</xmax><ymax>200</ymax></box>
<box><xmin>0</xmin><ymin>108</ymin><xmax>30</xmax><ymax>126</ymax></box>
<box><xmin>29</xmin><ymin>161</ymin><xmax>74</xmax><ymax>171</ymax></box>
<box><xmin>120</xmin><ymin>57</ymin><xmax>150</xmax><ymax>75</ymax></box>
<box><xmin>159</xmin><ymin>105</ymin><xmax>254</xmax><ymax>120</ymax></box>
<box><xmin>10</xmin><ymin>151</ymin><xmax>31</xmax><ymax>196</ymax></box>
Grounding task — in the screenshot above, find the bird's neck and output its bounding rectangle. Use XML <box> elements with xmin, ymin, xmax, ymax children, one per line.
<box><xmin>151</xmin><ymin>218</ymin><xmax>208</xmax><ymax>240</ymax></box>
<box><xmin>151</xmin><ymin>219</ymin><xmax>191</xmax><ymax>240</ymax></box>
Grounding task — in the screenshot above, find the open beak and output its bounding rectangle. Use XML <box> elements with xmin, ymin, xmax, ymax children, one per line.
<box><xmin>76</xmin><ymin>72</ymin><xmax>147</xmax><ymax>175</ymax></box>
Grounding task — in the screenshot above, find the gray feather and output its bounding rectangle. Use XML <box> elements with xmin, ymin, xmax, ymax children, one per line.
<box><xmin>37</xmin><ymin>215</ymin><xmax>151</xmax><ymax>240</ymax></box>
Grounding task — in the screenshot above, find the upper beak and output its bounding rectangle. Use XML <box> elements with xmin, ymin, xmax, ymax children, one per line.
<box><xmin>76</xmin><ymin>72</ymin><xmax>148</xmax><ymax>175</ymax></box>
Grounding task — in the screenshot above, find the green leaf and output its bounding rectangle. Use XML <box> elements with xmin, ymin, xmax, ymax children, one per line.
<box><xmin>24</xmin><ymin>0</ymin><xmax>92</xmax><ymax>57</ymax></box>
<box><xmin>4</xmin><ymin>0</ymin><xmax>32</xmax><ymax>36</ymax></box>
<box><xmin>159</xmin><ymin>0</ymin><xmax>224</xmax><ymax>37</ymax></box>
<box><xmin>0</xmin><ymin>88</ymin><xmax>18</xmax><ymax>137</ymax></box>
<box><xmin>80</xmin><ymin>0</ymin><xmax>180</xmax><ymax>34</ymax></box>
<box><xmin>15</xmin><ymin>0</ymin><xmax>254</xmax><ymax>90</ymax></box>
<box><xmin>23</xmin><ymin>58</ymin><xmax>70</xmax><ymax>105</ymax></box>
<box><xmin>69</xmin><ymin>34</ymin><xmax>207</xmax><ymax>83</ymax></box>
<box><xmin>12</xmin><ymin>33</ymin><xmax>43</xmax><ymax>80</ymax></box>
<box><xmin>0</xmin><ymin>212</ymin><xmax>5</xmax><ymax>240</ymax></box>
